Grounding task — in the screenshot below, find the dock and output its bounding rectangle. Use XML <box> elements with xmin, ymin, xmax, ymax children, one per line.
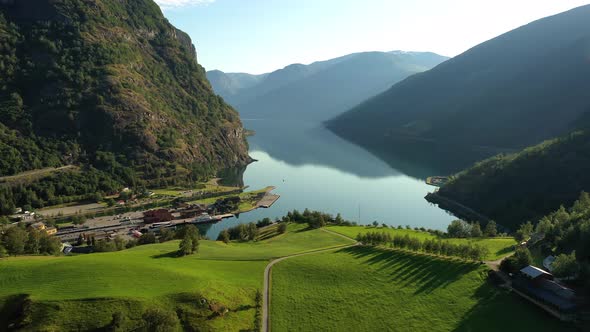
<box><xmin>257</xmin><ymin>193</ymin><xmax>280</xmax><ymax>208</ymax></box>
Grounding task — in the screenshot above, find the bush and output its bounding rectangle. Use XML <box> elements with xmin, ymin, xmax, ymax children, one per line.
<box><xmin>278</xmin><ymin>223</ymin><xmax>287</xmax><ymax>234</ymax></box>
<box><xmin>142</xmin><ymin>308</ymin><xmax>180</xmax><ymax>331</ymax></box>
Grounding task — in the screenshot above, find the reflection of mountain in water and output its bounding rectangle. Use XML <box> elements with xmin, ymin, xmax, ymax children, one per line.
<box><xmin>238</xmin><ymin>119</ymin><xmax>495</xmax><ymax>180</ymax></box>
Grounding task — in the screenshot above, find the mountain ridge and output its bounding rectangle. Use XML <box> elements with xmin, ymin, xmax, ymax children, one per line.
<box><xmin>326</xmin><ymin>5</ymin><xmax>590</xmax><ymax>151</ymax></box>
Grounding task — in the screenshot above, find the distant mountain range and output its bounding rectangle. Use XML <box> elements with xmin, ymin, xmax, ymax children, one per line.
<box><xmin>207</xmin><ymin>51</ymin><xmax>449</xmax><ymax>122</ymax></box>
<box><xmin>327</xmin><ymin>5</ymin><xmax>590</xmax><ymax>151</ymax></box>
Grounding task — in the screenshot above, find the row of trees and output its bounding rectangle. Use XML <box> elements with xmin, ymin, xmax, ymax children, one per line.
<box><xmin>447</xmin><ymin>219</ymin><xmax>498</xmax><ymax>238</ymax></box>
<box><xmin>356</xmin><ymin>231</ymin><xmax>490</xmax><ymax>261</ymax></box>
<box><xmin>218</xmin><ymin>222</ymin><xmax>259</xmax><ymax>243</ymax></box>
<box><xmin>0</xmin><ymin>224</ymin><xmax>62</xmax><ymax>257</ymax></box>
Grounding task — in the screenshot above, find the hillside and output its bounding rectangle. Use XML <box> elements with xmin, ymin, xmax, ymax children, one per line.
<box><xmin>0</xmin><ymin>0</ymin><xmax>250</xmax><ymax>181</ymax></box>
<box><xmin>271</xmin><ymin>246</ymin><xmax>568</xmax><ymax>332</ymax></box>
<box><xmin>208</xmin><ymin>51</ymin><xmax>448</xmax><ymax>122</ymax></box>
<box><xmin>0</xmin><ymin>224</ymin><xmax>352</xmax><ymax>331</ymax></box>
<box><xmin>431</xmin><ymin>130</ymin><xmax>590</xmax><ymax>230</ymax></box>
<box><xmin>327</xmin><ymin>5</ymin><xmax>590</xmax><ymax>151</ymax></box>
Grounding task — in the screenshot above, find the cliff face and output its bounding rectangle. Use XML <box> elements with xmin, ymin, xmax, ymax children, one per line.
<box><xmin>0</xmin><ymin>0</ymin><xmax>250</xmax><ymax>178</ymax></box>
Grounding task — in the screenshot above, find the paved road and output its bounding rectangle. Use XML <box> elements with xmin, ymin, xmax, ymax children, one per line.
<box><xmin>262</xmin><ymin>229</ymin><xmax>357</xmax><ymax>332</ymax></box>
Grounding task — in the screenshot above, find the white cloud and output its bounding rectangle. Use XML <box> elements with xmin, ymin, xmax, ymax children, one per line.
<box><xmin>155</xmin><ymin>0</ymin><xmax>215</xmax><ymax>10</ymax></box>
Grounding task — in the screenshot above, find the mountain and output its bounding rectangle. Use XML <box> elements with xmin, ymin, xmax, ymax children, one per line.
<box><xmin>0</xmin><ymin>0</ymin><xmax>250</xmax><ymax>181</ymax></box>
<box><xmin>327</xmin><ymin>5</ymin><xmax>590</xmax><ymax>152</ymax></box>
<box><xmin>206</xmin><ymin>70</ymin><xmax>267</xmax><ymax>105</ymax></box>
<box><xmin>429</xmin><ymin>130</ymin><xmax>590</xmax><ymax>231</ymax></box>
<box><xmin>207</xmin><ymin>51</ymin><xmax>448</xmax><ymax>122</ymax></box>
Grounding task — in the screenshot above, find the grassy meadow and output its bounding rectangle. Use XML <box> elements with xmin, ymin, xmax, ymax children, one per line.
<box><xmin>271</xmin><ymin>246</ymin><xmax>572</xmax><ymax>332</ymax></box>
<box><xmin>328</xmin><ymin>225</ymin><xmax>516</xmax><ymax>260</ymax></box>
<box><xmin>0</xmin><ymin>224</ymin><xmax>351</xmax><ymax>331</ymax></box>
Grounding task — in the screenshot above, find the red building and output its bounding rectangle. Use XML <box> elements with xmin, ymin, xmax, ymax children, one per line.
<box><xmin>143</xmin><ymin>209</ymin><xmax>173</xmax><ymax>224</ymax></box>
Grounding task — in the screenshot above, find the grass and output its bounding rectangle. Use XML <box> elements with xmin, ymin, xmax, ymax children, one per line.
<box><xmin>0</xmin><ymin>224</ymin><xmax>351</xmax><ymax>331</ymax></box>
<box><xmin>271</xmin><ymin>246</ymin><xmax>573</xmax><ymax>332</ymax></box>
<box><xmin>327</xmin><ymin>225</ymin><xmax>516</xmax><ymax>260</ymax></box>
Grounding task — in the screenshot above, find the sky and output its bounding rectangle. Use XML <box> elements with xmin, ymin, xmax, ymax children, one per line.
<box><xmin>156</xmin><ymin>0</ymin><xmax>590</xmax><ymax>74</ymax></box>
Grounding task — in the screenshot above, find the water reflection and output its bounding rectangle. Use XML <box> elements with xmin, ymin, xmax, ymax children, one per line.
<box><xmin>205</xmin><ymin>119</ymin><xmax>490</xmax><ymax>238</ymax></box>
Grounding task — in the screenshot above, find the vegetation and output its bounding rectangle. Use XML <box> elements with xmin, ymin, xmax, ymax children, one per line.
<box><xmin>499</xmin><ymin>247</ymin><xmax>533</xmax><ymax>274</ymax></box>
<box><xmin>0</xmin><ymin>223</ymin><xmax>351</xmax><ymax>331</ymax></box>
<box><xmin>0</xmin><ymin>0</ymin><xmax>249</xmax><ymax>215</ymax></box>
<box><xmin>0</xmin><ymin>224</ymin><xmax>61</xmax><ymax>256</ymax></box>
<box><xmin>271</xmin><ymin>246</ymin><xmax>570</xmax><ymax>331</ymax></box>
<box><xmin>434</xmin><ymin>131</ymin><xmax>590</xmax><ymax>230</ymax></box>
<box><xmin>327</xmin><ymin>6</ymin><xmax>590</xmax><ymax>159</ymax></box>
<box><xmin>178</xmin><ymin>225</ymin><xmax>200</xmax><ymax>256</ymax></box>
<box><xmin>328</xmin><ymin>225</ymin><xmax>514</xmax><ymax>260</ymax></box>
<box><xmin>356</xmin><ymin>231</ymin><xmax>490</xmax><ymax>261</ymax></box>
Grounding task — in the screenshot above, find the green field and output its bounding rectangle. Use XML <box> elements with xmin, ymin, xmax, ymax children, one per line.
<box><xmin>328</xmin><ymin>226</ymin><xmax>515</xmax><ymax>260</ymax></box>
<box><xmin>271</xmin><ymin>246</ymin><xmax>572</xmax><ymax>332</ymax></box>
<box><xmin>0</xmin><ymin>224</ymin><xmax>351</xmax><ymax>331</ymax></box>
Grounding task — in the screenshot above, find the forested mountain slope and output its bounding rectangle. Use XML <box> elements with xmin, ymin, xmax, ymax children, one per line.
<box><xmin>432</xmin><ymin>130</ymin><xmax>590</xmax><ymax>230</ymax></box>
<box><xmin>208</xmin><ymin>51</ymin><xmax>448</xmax><ymax>122</ymax></box>
<box><xmin>0</xmin><ymin>0</ymin><xmax>250</xmax><ymax>213</ymax></box>
<box><xmin>327</xmin><ymin>5</ymin><xmax>590</xmax><ymax>150</ymax></box>
<box><xmin>0</xmin><ymin>0</ymin><xmax>249</xmax><ymax>179</ymax></box>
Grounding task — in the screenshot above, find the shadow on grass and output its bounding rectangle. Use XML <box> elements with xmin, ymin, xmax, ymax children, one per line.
<box><xmin>494</xmin><ymin>246</ymin><xmax>514</xmax><ymax>258</ymax></box>
<box><xmin>336</xmin><ymin>246</ymin><xmax>480</xmax><ymax>294</ymax></box>
<box><xmin>151</xmin><ymin>251</ymin><xmax>180</xmax><ymax>259</ymax></box>
<box><xmin>450</xmin><ymin>284</ymin><xmax>574</xmax><ymax>332</ymax></box>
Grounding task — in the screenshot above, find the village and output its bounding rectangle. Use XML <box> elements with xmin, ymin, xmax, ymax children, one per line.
<box><xmin>5</xmin><ymin>183</ymin><xmax>280</xmax><ymax>251</ymax></box>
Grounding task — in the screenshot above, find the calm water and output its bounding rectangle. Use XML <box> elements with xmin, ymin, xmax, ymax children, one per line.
<box><xmin>202</xmin><ymin>120</ymin><xmax>459</xmax><ymax>238</ymax></box>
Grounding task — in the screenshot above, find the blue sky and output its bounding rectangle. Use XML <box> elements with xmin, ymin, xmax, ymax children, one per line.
<box><xmin>156</xmin><ymin>0</ymin><xmax>590</xmax><ymax>74</ymax></box>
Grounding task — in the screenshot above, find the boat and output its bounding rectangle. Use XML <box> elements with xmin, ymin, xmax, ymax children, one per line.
<box><xmin>193</xmin><ymin>213</ymin><xmax>222</xmax><ymax>224</ymax></box>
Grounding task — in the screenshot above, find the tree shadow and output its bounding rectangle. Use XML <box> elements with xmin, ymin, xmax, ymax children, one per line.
<box><xmin>336</xmin><ymin>246</ymin><xmax>480</xmax><ymax>294</ymax></box>
<box><xmin>151</xmin><ymin>251</ymin><xmax>180</xmax><ymax>259</ymax></box>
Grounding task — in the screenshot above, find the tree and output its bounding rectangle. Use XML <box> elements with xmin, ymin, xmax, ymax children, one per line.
<box><xmin>372</xmin><ymin>221</ymin><xmax>379</xmax><ymax>227</ymax></box>
<box><xmin>515</xmin><ymin>221</ymin><xmax>534</xmax><ymax>243</ymax></box>
<box><xmin>26</xmin><ymin>229</ymin><xmax>41</xmax><ymax>254</ymax></box>
<box><xmin>535</xmin><ymin>217</ymin><xmax>552</xmax><ymax>235</ymax></box>
<box><xmin>278</xmin><ymin>223</ymin><xmax>287</xmax><ymax>234</ymax></box>
<box><xmin>470</xmin><ymin>223</ymin><xmax>483</xmax><ymax>238</ymax></box>
<box><xmin>0</xmin><ymin>244</ymin><xmax>7</xmax><ymax>258</ymax></box>
<box><xmin>39</xmin><ymin>233</ymin><xmax>62</xmax><ymax>255</ymax></box>
<box><xmin>484</xmin><ymin>220</ymin><xmax>497</xmax><ymax>237</ymax></box>
<box><xmin>114</xmin><ymin>236</ymin><xmax>125</xmax><ymax>251</ymax></box>
<box><xmin>335</xmin><ymin>213</ymin><xmax>344</xmax><ymax>224</ymax></box>
<box><xmin>447</xmin><ymin>220</ymin><xmax>470</xmax><ymax>238</ymax></box>
<box><xmin>218</xmin><ymin>229</ymin><xmax>230</xmax><ymax>243</ymax></box>
<box><xmin>142</xmin><ymin>308</ymin><xmax>180</xmax><ymax>332</ymax></box>
<box><xmin>178</xmin><ymin>225</ymin><xmax>200</xmax><ymax>255</ymax></box>
<box><xmin>2</xmin><ymin>226</ymin><xmax>27</xmax><ymax>255</ymax></box>
<box><xmin>178</xmin><ymin>235</ymin><xmax>193</xmax><ymax>256</ymax></box>
<box><xmin>500</xmin><ymin>247</ymin><xmax>533</xmax><ymax>274</ymax></box>
<box><xmin>158</xmin><ymin>228</ymin><xmax>175</xmax><ymax>242</ymax></box>
<box><xmin>552</xmin><ymin>251</ymin><xmax>579</xmax><ymax>278</ymax></box>
<box><xmin>138</xmin><ymin>233</ymin><xmax>156</xmax><ymax>245</ymax></box>
<box><xmin>106</xmin><ymin>198</ymin><xmax>116</xmax><ymax>207</ymax></box>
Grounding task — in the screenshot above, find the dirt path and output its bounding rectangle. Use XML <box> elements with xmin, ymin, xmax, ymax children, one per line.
<box><xmin>262</xmin><ymin>229</ymin><xmax>357</xmax><ymax>332</ymax></box>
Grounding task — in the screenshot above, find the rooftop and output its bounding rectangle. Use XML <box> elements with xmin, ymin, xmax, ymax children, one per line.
<box><xmin>520</xmin><ymin>265</ymin><xmax>552</xmax><ymax>279</ymax></box>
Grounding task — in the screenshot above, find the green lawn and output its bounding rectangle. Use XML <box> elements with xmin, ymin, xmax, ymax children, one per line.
<box><xmin>328</xmin><ymin>225</ymin><xmax>515</xmax><ymax>260</ymax></box>
<box><xmin>0</xmin><ymin>224</ymin><xmax>351</xmax><ymax>331</ymax></box>
<box><xmin>271</xmin><ymin>246</ymin><xmax>573</xmax><ymax>332</ymax></box>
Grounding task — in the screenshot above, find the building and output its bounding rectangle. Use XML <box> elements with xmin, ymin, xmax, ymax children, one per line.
<box><xmin>520</xmin><ymin>265</ymin><xmax>554</xmax><ymax>282</ymax></box>
<box><xmin>512</xmin><ymin>265</ymin><xmax>577</xmax><ymax>320</ymax></box>
<box><xmin>45</xmin><ymin>227</ymin><xmax>57</xmax><ymax>236</ymax></box>
<box><xmin>30</xmin><ymin>222</ymin><xmax>47</xmax><ymax>231</ymax></box>
<box><xmin>143</xmin><ymin>209</ymin><xmax>173</xmax><ymax>224</ymax></box>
